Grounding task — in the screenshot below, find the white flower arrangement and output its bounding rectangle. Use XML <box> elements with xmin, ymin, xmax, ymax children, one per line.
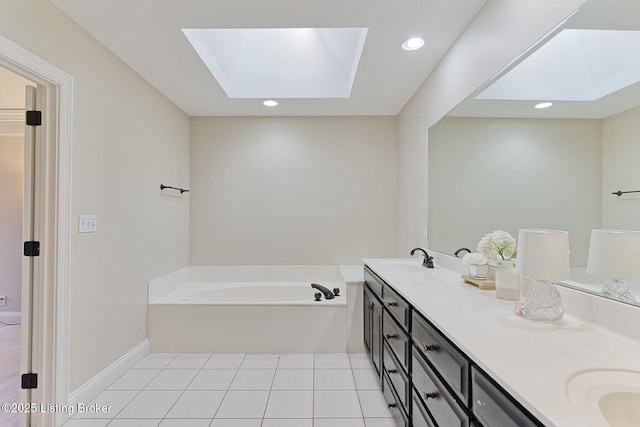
<box><xmin>477</xmin><ymin>230</ymin><xmax>517</xmax><ymax>263</ymax></box>
<box><xmin>462</xmin><ymin>252</ymin><xmax>488</xmax><ymax>266</ymax></box>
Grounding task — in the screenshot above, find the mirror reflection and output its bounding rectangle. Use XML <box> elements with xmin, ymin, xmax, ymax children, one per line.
<box><xmin>428</xmin><ymin>0</ymin><xmax>640</xmax><ymax>305</ymax></box>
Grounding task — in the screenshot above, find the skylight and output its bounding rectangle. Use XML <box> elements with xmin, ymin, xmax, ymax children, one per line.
<box><xmin>476</xmin><ymin>29</ymin><xmax>640</xmax><ymax>101</ymax></box>
<box><xmin>182</xmin><ymin>27</ymin><xmax>368</xmax><ymax>99</ymax></box>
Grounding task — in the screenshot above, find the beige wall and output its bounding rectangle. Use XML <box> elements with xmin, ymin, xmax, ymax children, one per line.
<box><xmin>602</xmin><ymin>106</ymin><xmax>640</xmax><ymax>230</ymax></box>
<box><xmin>0</xmin><ymin>0</ymin><xmax>190</xmax><ymax>392</ymax></box>
<box><xmin>428</xmin><ymin>117</ymin><xmax>602</xmax><ymax>266</ymax></box>
<box><xmin>0</xmin><ymin>137</ymin><xmax>23</xmax><ymax>314</ymax></box>
<box><xmin>396</xmin><ymin>0</ymin><xmax>586</xmax><ymax>254</ymax></box>
<box><xmin>190</xmin><ymin>116</ymin><xmax>398</xmax><ymax>265</ymax></box>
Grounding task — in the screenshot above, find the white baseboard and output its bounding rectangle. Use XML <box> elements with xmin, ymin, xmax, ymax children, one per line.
<box><xmin>68</xmin><ymin>339</ymin><xmax>149</xmax><ymax>408</ymax></box>
<box><xmin>0</xmin><ymin>311</ymin><xmax>21</xmax><ymax>325</ymax></box>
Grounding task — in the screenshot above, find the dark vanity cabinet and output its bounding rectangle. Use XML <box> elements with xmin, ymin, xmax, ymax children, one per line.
<box><xmin>363</xmin><ymin>265</ymin><xmax>543</xmax><ymax>427</ymax></box>
<box><xmin>364</xmin><ymin>274</ymin><xmax>384</xmax><ymax>381</ymax></box>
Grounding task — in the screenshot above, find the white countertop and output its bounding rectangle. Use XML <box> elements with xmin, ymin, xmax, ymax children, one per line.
<box><xmin>363</xmin><ymin>258</ymin><xmax>640</xmax><ymax>427</ymax></box>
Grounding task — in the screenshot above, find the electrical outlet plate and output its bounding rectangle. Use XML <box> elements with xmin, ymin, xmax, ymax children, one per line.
<box><xmin>79</xmin><ymin>215</ymin><xmax>97</xmax><ymax>233</ymax></box>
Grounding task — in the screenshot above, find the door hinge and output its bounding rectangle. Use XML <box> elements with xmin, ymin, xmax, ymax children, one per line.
<box><xmin>23</xmin><ymin>241</ymin><xmax>40</xmax><ymax>257</ymax></box>
<box><xmin>25</xmin><ymin>110</ymin><xmax>42</xmax><ymax>126</ymax></box>
<box><xmin>21</xmin><ymin>373</ymin><xmax>38</xmax><ymax>389</ymax></box>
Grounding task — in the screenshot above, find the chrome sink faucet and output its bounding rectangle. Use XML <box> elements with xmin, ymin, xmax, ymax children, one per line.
<box><xmin>411</xmin><ymin>247</ymin><xmax>434</xmax><ymax>268</ymax></box>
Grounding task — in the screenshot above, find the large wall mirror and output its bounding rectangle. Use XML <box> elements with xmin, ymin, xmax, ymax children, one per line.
<box><xmin>428</xmin><ymin>0</ymin><xmax>640</xmax><ymax>306</ymax></box>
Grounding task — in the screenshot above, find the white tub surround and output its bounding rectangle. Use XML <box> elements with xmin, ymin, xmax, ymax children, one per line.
<box><xmin>364</xmin><ymin>258</ymin><xmax>640</xmax><ymax>427</ymax></box>
<box><xmin>148</xmin><ymin>265</ymin><xmax>362</xmax><ymax>353</ymax></box>
<box><xmin>339</xmin><ymin>264</ymin><xmax>366</xmax><ymax>353</ymax></box>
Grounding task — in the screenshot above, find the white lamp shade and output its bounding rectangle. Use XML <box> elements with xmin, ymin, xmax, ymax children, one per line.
<box><xmin>586</xmin><ymin>229</ymin><xmax>640</xmax><ymax>280</ymax></box>
<box><xmin>515</xmin><ymin>229</ymin><xmax>570</xmax><ymax>281</ymax></box>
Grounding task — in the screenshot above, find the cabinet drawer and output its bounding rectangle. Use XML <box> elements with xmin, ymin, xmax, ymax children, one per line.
<box><xmin>383</xmin><ymin>282</ymin><xmax>410</xmax><ymax>329</ymax></box>
<box><xmin>364</xmin><ymin>266</ymin><xmax>384</xmax><ymax>299</ymax></box>
<box><xmin>383</xmin><ymin>310</ymin><xmax>409</xmax><ymax>372</ymax></box>
<box><xmin>383</xmin><ymin>371</ymin><xmax>409</xmax><ymax>427</ymax></box>
<box><xmin>472</xmin><ymin>367</ymin><xmax>541</xmax><ymax>427</ymax></box>
<box><xmin>412</xmin><ymin>348</ymin><xmax>469</xmax><ymax>427</ymax></box>
<box><xmin>412</xmin><ymin>311</ymin><xmax>469</xmax><ymax>403</ymax></box>
<box><xmin>412</xmin><ymin>389</ymin><xmax>436</xmax><ymax>427</ymax></box>
<box><xmin>383</xmin><ymin>341</ymin><xmax>408</xmax><ymax>408</ymax></box>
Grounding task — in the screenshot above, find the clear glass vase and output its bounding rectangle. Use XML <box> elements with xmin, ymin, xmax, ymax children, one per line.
<box><xmin>495</xmin><ymin>260</ymin><xmax>520</xmax><ymax>301</ymax></box>
<box><xmin>468</xmin><ymin>264</ymin><xmax>489</xmax><ymax>279</ymax></box>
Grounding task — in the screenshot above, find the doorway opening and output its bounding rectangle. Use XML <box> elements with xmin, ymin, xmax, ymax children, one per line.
<box><xmin>0</xmin><ymin>34</ymin><xmax>72</xmax><ymax>427</ymax></box>
<box><xmin>0</xmin><ymin>65</ymin><xmax>36</xmax><ymax>427</ymax></box>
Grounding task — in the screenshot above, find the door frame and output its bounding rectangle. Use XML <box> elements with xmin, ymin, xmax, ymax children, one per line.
<box><xmin>0</xmin><ymin>35</ymin><xmax>72</xmax><ymax>426</ymax></box>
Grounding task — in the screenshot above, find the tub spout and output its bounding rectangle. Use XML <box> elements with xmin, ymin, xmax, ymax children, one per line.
<box><xmin>311</xmin><ymin>283</ymin><xmax>335</xmax><ymax>300</ymax></box>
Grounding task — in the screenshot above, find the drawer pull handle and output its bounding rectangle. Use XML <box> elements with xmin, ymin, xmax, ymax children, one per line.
<box><xmin>388</xmin><ymin>403</ymin><xmax>397</xmax><ymax>408</ymax></box>
<box><xmin>385</xmin><ymin>333</ymin><xmax>398</xmax><ymax>340</ymax></box>
<box><xmin>369</xmin><ymin>302</ymin><xmax>375</xmax><ymax>309</ymax></box>
<box><xmin>388</xmin><ymin>368</ymin><xmax>398</xmax><ymax>374</ymax></box>
<box><xmin>424</xmin><ymin>391</ymin><xmax>438</xmax><ymax>400</ymax></box>
<box><xmin>421</xmin><ymin>343</ymin><xmax>437</xmax><ymax>352</ymax></box>
<box><xmin>386</xmin><ymin>301</ymin><xmax>398</xmax><ymax>307</ymax></box>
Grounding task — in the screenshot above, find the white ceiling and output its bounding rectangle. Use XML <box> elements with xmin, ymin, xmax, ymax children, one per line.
<box><xmin>450</xmin><ymin>0</ymin><xmax>640</xmax><ymax>119</ymax></box>
<box><xmin>49</xmin><ymin>0</ymin><xmax>486</xmax><ymax>116</ymax></box>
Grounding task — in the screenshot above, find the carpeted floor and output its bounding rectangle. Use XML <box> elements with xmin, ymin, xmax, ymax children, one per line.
<box><xmin>0</xmin><ymin>322</ymin><xmax>20</xmax><ymax>427</ymax></box>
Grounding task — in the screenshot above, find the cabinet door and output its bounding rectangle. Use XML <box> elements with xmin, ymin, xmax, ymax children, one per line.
<box><xmin>364</xmin><ymin>285</ymin><xmax>373</xmax><ymax>354</ymax></box>
<box><xmin>371</xmin><ymin>293</ymin><xmax>383</xmax><ymax>380</ymax></box>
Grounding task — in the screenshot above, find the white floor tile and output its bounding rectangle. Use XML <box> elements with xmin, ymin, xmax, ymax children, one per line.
<box><xmin>159</xmin><ymin>420</ymin><xmax>212</xmax><ymax>427</ymax></box>
<box><xmin>107</xmin><ymin>369</ymin><xmax>160</xmax><ymax>390</ymax></box>
<box><xmin>264</xmin><ymin>391</ymin><xmax>313</xmax><ymax>419</ymax></box>
<box><xmin>349</xmin><ymin>356</ymin><xmax>374</xmax><ymax>370</ymax></box>
<box><xmin>229</xmin><ymin>369</ymin><xmax>275</xmax><ymax>390</ymax></box>
<box><xmin>166</xmin><ymin>354</ymin><xmax>211</xmax><ymax>369</ymax></box>
<box><xmin>314</xmin><ymin>369</ymin><xmax>356</xmax><ymax>390</ymax></box>
<box><xmin>263</xmin><ymin>419</ymin><xmax>313</xmax><ymax>427</ymax></box>
<box><xmin>204</xmin><ymin>357</ymin><xmax>245</xmax><ymax>370</ymax></box>
<box><xmin>133</xmin><ymin>354</ymin><xmax>175</xmax><ymax>369</ymax></box>
<box><xmin>240</xmin><ymin>354</ymin><xmax>279</xmax><ymax>369</ymax></box>
<box><xmin>277</xmin><ymin>353</ymin><xmax>314</xmax><ymax>369</ymax></box>
<box><xmin>358</xmin><ymin>390</ymin><xmax>393</xmax><ymax>418</ymax></box>
<box><xmin>117</xmin><ymin>390</ymin><xmax>182</xmax><ymax>418</ymax></box>
<box><xmin>145</xmin><ymin>369</ymin><xmax>198</xmax><ymax>390</ymax></box>
<box><xmin>73</xmin><ymin>390</ymin><xmax>137</xmax><ymax>419</ymax></box>
<box><xmin>314</xmin><ymin>353</ymin><xmax>351</xmax><ymax>369</ymax></box>
<box><xmin>165</xmin><ymin>390</ymin><xmax>226</xmax><ymax>418</ymax></box>
<box><xmin>353</xmin><ymin>369</ymin><xmax>381</xmax><ymax>390</ymax></box>
<box><xmin>215</xmin><ymin>390</ymin><xmax>269</xmax><ymax>418</ymax></box>
<box><xmin>210</xmin><ymin>353</ymin><xmax>246</xmax><ymax>359</ymax></box>
<box><xmin>210</xmin><ymin>420</ymin><xmax>262</xmax><ymax>427</ymax></box>
<box><xmin>272</xmin><ymin>369</ymin><xmax>314</xmax><ymax>390</ymax></box>
<box><xmin>314</xmin><ymin>390</ymin><xmax>363</xmax><ymax>418</ymax></box>
<box><xmin>315</xmin><ymin>419</ymin><xmax>366</xmax><ymax>427</ymax></box>
<box><xmin>62</xmin><ymin>420</ymin><xmax>109</xmax><ymax>427</ymax></box>
<box><xmin>107</xmin><ymin>420</ymin><xmax>161</xmax><ymax>427</ymax></box>
<box><xmin>364</xmin><ymin>418</ymin><xmax>397</xmax><ymax>427</ymax></box>
<box><xmin>188</xmin><ymin>370</ymin><xmax>237</xmax><ymax>391</ymax></box>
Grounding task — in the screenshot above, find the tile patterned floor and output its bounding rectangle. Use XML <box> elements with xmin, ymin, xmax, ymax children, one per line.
<box><xmin>62</xmin><ymin>353</ymin><xmax>394</xmax><ymax>427</ymax></box>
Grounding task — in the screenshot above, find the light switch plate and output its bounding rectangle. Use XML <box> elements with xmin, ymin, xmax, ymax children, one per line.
<box><xmin>79</xmin><ymin>215</ymin><xmax>97</xmax><ymax>233</ymax></box>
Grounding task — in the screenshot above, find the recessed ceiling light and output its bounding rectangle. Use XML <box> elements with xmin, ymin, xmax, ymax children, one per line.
<box><xmin>534</xmin><ymin>102</ymin><xmax>553</xmax><ymax>109</ymax></box>
<box><xmin>401</xmin><ymin>37</ymin><xmax>425</xmax><ymax>51</ymax></box>
<box><xmin>263</xmin><ymin>100</ymin><xmax>278</xmax><ymax>107</ymax></box>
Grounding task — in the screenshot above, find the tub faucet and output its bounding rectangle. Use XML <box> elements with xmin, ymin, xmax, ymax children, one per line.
<box><xmin>410</xmin><ymin>247</ymin><xmax>434</xmax><ymax>268</ymax></box>
<box><xmin>311</xmin><ymin>283</ymin><xmax>335</xmax><ymax>300</ymax></box>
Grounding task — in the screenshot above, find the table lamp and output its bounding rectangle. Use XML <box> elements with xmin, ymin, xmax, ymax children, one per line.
<box><xmin>516</xmin><ymin>229</ymin><xmax>570</xmax><ymax>321</ymax></box>
<box><xmin>587</xmin><ymin>229</ymin><xmax>640</xmax><ymax>303</ymax></box>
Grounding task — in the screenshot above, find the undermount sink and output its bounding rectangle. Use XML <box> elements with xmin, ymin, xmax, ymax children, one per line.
<box><xmin>567</xmin><ymin>369</ymin><xmax>640</xmax><ymax>427</ymax></box>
